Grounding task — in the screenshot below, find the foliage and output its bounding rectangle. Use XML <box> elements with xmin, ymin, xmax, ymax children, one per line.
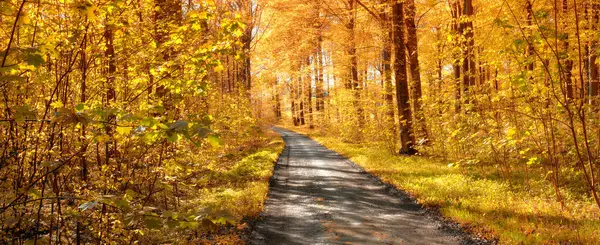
<box><xmin>0</xmin><ymin>0</ymin><xmax>277</xmax><ymax>244</ymax></box>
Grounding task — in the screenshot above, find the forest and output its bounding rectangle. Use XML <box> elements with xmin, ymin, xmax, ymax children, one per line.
<box><xmin>1</xmin><ymin>0</ymin><xmax>600</xmax><ymax>244</ymax></box>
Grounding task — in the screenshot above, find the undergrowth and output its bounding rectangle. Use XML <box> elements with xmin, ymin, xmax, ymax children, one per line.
<box><xmin>151</xmin><ymin>130</ymin><xmax>284</xmax><ymax>244</ymax></box>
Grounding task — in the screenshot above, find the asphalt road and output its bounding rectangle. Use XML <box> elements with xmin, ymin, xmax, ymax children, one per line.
<box><xmin>250</xmin><ymin>127</ymin><xmax>462</xmax><ymax>245</ymax></box>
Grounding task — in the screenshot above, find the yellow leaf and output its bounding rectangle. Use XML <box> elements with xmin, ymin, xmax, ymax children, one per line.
<box><xmin>116</xmin><ymin>126</ymin><xmax>132</xmax><ymax>135</ymax></box>
<box><xmin>96</xmin><ymin>135</ymin><xmax>110</xmax><ymax>143</ymax></box>
<box><xmin>50</xmin><ymin>101</ymin><xmax>64</xmax><ymax>109</ymax></box>
<box><xmin>214</xmin><ymin>64</ymin><xmax>224</xmax><ymax>73</ymax></box>
<box><xmin>507</xmin><ymin>127</ymin><xmax>517</xmax><ymax>140</ymax></box>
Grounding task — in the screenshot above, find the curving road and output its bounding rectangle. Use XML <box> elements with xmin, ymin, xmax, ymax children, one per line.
<box><xmin>250</xmin><ymin>128</ymin><xmax>462</xmax><ymax>245</ymax></box>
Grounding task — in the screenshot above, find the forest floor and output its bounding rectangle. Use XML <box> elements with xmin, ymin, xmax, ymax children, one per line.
<box><xmin>249</xmin><ymin>127</ymin><xmax>483</xmax><ymax>244</ymax></box>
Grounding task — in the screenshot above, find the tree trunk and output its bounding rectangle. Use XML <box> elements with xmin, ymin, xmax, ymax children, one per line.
<box><xmin>562</xmin><ymin>0</ymin><xmax>574</xmax><ymax>100</ymax></box>
<box><xmin>405</xmin><ymin>0</ymin><xmax>428</xmax><ymax>142</ymax></box>
<box><xmin>380</xmin><ymin>8</ymin><xmax>396</xmax><ymax>137</ymax></box>
<box><xmin>526</xmin><ymin>0</ymin><xmax>535</xmax><ymax>73</ymax></box>
<box><xmin>275</xmin><ymin>79</ymin><xmax>281</xmax><ymax>120</ymax></box>
<box><xmin>450</xmin><ymin>0</ymin><xmax>462</xmax><ymax>111</ymax></box>
<box><xmin>462</xmin><ymin>0</ymin><xmax>476</xmax><ymax>101</ymax></box>
<box><xmin>80</xmin><ymin>26</ymin><xmax>88</xmax><ymax>181</ymax></box>
<box><xmin>104</xmin><ymin>20</ymin><xmax>116</xmax><ymax>166</ymax></box>
<box><xmin>306</xmin><ymin>57</ymin><xmax>314</xmax><ymax>128</ymax></box>
<box><xmin>590</xmin><ymin>3</ymin><xmax>599</xmax><ymax>102</ymax></box>
<box><xmin>316</xmin><ymin>33</ymin><xmax>325</xmax><ymax>112</ymax></box>
<box><xmin>291</xmin><ymin>76</ymin><xmax>298</xmax><ymax>126</ymax></box>
<box><xmin>348</xmin><ymin>0</ymin><xmax>364</xmax><ymax>129</ymax></box>
<box><xmin>392</xmin><ymin>1</ymin><xmax>416</xmax><ymax>154</ymax></box>
<box><xmin>154</xmin><ymin>0</ymin><xmax>182</xmax><ymax>113</ymax></box>
<box><xmin>240</xmin><ymin>2</ymin><xmax>253</xmax><ymax>92</ymax></box>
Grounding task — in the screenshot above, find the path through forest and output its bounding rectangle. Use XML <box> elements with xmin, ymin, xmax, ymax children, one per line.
<box><xmin>250</xmin><ymin>128</ymin><xmax>463</xmax><ymax>244</ymax></box>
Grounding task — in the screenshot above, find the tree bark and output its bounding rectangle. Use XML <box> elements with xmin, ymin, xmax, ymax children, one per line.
<box><xmin>405</xmin><ymin>0</ymin><xmax>428</xmax><ymax>142</ymax></box>
<box><xmin>381</xmin><ymin>7</ymin><xmax>396</xmax><ymax>136</ymax></box>
<box><xmin>275</xmin><ymin>79</ymin><xmax>281</xmax><ymax>120</ymax></box>
<box><xmin>562</xmin><ymin>0</ymin><xmax>574</xmax><ymax>100</ymax></box>
<box><xmin>462</xmin><ymin>0</ymin><xmax>476</xmax><ymax>101</ymax></box>
<box><xmin>450</xmin><ymin>0</ymin><xmax>462</xmax><ymax>111</ymax></box>
<box><xmin>590</xmin><ymin>3</ymin><xmax>599</xmax><ymax>102</ymax></box>
<box><xmin>104</xmin><ymin>20</ymin><xmax>116</xmax><ymax>167</ymax></box>
<box><xmin>291</xmin><ymin>77</ymin><xmax>298</xmax><ymax>126</ymax></box>
<box><xmin>80</xmin><ymin>25</ymin><xmax>88</xmax><ymax>181</ymax></box>
<box><xmin>392</xmin><ymin>1</ymin><xmax>416</xmax><ymax>154</ymax></box>
<box><xmin>526</xmin><ymin>0</ymin><xmax>535</xmax><ymax>73</ymax></box>
<box><xmin>154</xmin><ymin>0</ymin><xmax>182</xmax><ymax>114</ymax></box>
<box><xmin>316</xmin><ymin>33</ymin><xmax>325</xmax><ymax>112</ymax></box>
<box><xmin>306</xmin><ymin>57</ymin><xmax>314</xmax><ymax>128</ymax></box>
<box><xmin>348</xmin><ymin>0</ymin><xmax>364</xmax><ymax>129</ymax></box>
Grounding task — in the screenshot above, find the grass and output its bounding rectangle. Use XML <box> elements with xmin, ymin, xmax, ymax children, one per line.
<box><xmin>288</xmin><ymin>126</ymin><xmax>600</xmax><ymax>244</ymax></box>
<box><xmin>185</xmin><ymin>129</ymin><xmax>285</xmax><ymax>244</ymax></box>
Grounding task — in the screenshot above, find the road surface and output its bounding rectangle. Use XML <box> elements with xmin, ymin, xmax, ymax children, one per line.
<box><xmin>250</xmin><ymin>127</ymin><xmax>463</xmax><ymax>245</ymax></box>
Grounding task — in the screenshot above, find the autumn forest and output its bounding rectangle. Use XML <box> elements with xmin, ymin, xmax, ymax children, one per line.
<box><xmin>1</xmin><ymin>0</ymin><xmax>600</xmax><ymax>244</ymax></box>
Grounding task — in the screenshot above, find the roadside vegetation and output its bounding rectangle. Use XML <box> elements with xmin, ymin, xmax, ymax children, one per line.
<box><xmin>289</xmin><ymin>125</ymin><xmax>600</xmax><ymax>244</ymax></box>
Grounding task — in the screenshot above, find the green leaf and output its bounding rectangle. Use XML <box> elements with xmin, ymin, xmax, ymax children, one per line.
<box><xmin>26</xmin><ymin>53</ymin><xmax>45</xmax><ymax>67</ymax></box>
<box><xmin>14</xmin><ymin>105</ymin><xmax>36</xmax><ymax>122</ymax></box>
<box><xmin>124</xmin><ymin>189</ymin><xmax>136</xmax><ymax>200</ymax></box>
<box><xmin>144</xmin><ymin>217</ymin><xmax>162</xmax><ymax>229</ymax></box>
<box><xmin>167</xmin><ymin>133</ymin><xmax>179</xmax><ymax>142</ymax></box>
<box><xmin>166</xmin><ymin>219</ymin><xmax>179</xmax><ymax>229</ymax></box>
<box><xmin>140</xmin><ymin>117</ymin><xmax>156</xmax><ymax>127</ymax></box>
<box><xmin>114</xmin><ymin>198</ymin><xmax>130</xmax><ymax>210</ymax></box>
<box><xmin>75</xmin><ymin>103</ymin><xmax>86</xmax><ymax>112</ymax></box>
<box><xmin>0</xmin><ymin>75</ymin><xmax>25</xmax><ymax>83</ymax></box>
<box><xmin>535</xmin><ymin>10</ymin><xmax>549</xmax><ymax>19</ymax></box>
<box><xmin>206</xmin><ymin>134</ymin><xmax>223</xmax><ymax>148</ymax></box>
<box><xmin>28</xmin><ymin>189</ymin><xmax>42</xmax><ymax>198</ymax></box>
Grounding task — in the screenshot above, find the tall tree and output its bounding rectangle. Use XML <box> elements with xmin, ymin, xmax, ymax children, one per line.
<box><xmin>380</xmin><ymin>1</ymin><xmax>396</xmax><ymax>137</ymax></box>
<box><xmin>104</xmin><ymin>16</ymin><xmax>116</xmax><ymax>167</ymax></box>
<box><xmin>461</xmin><ymin>0</ymin><xmax>476</xmax><ymax>101</ymax></box>
<box><xmin>306</xmin><ymin>57</ymin><xmax>314</xmax><ymax>128</ymax></box>
<box><xmin>392</xmin><ymin>0</ymin><xmax>416</xmax><ymax>154</ymax></box>
<box><xmin>291</xmin><ymin>76</ymin><xmax>299</xmax><ymax>125</ymax></box>
<box><xmin>450</xmin><ymin>0</ymin><xmax>462</xmax><ymax>110</ymax></box>
<box><xmin>347</xmin><ymin>0</ymin><xmax>364</xmax><ymax>129</ymax></box>
<box><xmin>405</xmin><ymin>0</ymin><xmax>428</xmax><ymax>141</ymax></box>
<box><xmin>316</xmin><ymin>31</ymin><xmax>325</xmax><ymax>112</ymax></box>
<box><xmin>560</xmin><ymin>0</ymin><xmax>574</xmax><ymax>99</ymax></box>
<box><xmin>525</xmin><ymin>0</ymin><xmax>535</xmax><ymax>73</ymax></box>
<box><xmin>589</xmin><ymin>3</ymin><xmax>600</xmax><ymax>102</ymax></box>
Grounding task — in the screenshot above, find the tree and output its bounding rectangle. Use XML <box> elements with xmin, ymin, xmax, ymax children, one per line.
<box><xmin>405</xmin><ymin>0</ymin><xmax>428</xmax><ymax>141</ymax></box>
<box><xmin>392</xmin><ymin>0</ymin><xmax>416</xmax><ymax>154</ymax></box>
